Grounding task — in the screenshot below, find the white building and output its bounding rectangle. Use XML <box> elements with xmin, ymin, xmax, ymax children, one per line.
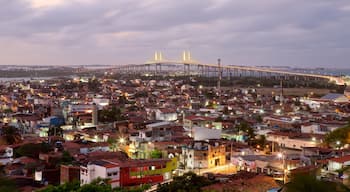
<box><xmin>80</xmin><ymin>160</ymin><xmax>120</xmax><ymax>188</ymax></box>
<box><xmin>328</xmin><ymin>155</ymin><xmax>350</xmax><ymax>172</ymax></box>
<box><xmin>266</xmin><ymin>132</ymin><xmax>320</xmax><ymax>150</ymax></box>
<box><xmin>193</xmin><ymin>127</ymin><xmax>221</xmax><ymax>141</ymax></box>
<box><xmin>155</xmin><ymin>109</ymin><xmax>177</xmax><ymax>121</ymax></box>
<box><xmin>301</xmin><ymin>123</ymin><xmax>339</xmax><ymax>135</ymax></box>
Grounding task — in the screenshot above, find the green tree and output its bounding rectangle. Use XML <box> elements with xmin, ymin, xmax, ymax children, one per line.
<box><xmin>157</xmin><ymin>172</ymin><xmax>213</xmax><ymax>192</ymax></box>
<box><xmin>235</xmin><ymin>121</ymin><xmax>255</xmax><ymax>141</ymax></box>
<box><xmin>0</xmin><ymin>176</ymin><xmax>18</xmax><ymax>192</ymax></box>
<box><xmin>15</xmin><ymin>142</ymin><xmax>52</xmax><ymax>158</ymax></box>
<box><xmin>98</xmin><ymin>106</ymin><xmax>124</xmax><ymax>123</ymax></box>
<box><xmin>285</xmin><ymin>173</ymin><xmax>348</xmax><ymax>192</ymax></box>
<box><xmin>325</xmin><ymin>124</ymin><xmax>350</xmax><ymax>148</ymax></box>
<box><xmin>61</xmin><ymin>151</ymin><xmax>74</xmax><ymax>165</ymax></box>
<box><xmin>150</xmin><ymin>149</ymin><xmax>163</xmax><ymax>159</ymax></box>
<box><xmin>1</xmin><ymin>125</ymin><xmax>22</xmax><ymax>145</ymax></box>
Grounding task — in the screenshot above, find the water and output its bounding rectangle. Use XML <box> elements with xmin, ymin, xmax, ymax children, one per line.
<box><xmin>289</xmin><ymin>68</ymin><xmax>350</xmax><ymax>76</ymax></box>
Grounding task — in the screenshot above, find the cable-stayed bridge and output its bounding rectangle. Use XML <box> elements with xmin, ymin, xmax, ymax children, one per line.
<box><xmin>114</xmin><ymin>51</ymin><xmax>345</xmax><ymax>85</ymax></box>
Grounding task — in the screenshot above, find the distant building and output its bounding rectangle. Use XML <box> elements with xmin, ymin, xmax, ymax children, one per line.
<box><xmin>80</xmin><ymin>160</ymin><xmax>120</xmax><ymax>188</ymax></box>
<box><xmin>193</xmin><ymin>127</ymin><xmax>221</xmax><ymax>141</ymax></box>
<box><xmin>320</xmin><ymin>93</ymin><xmax>349</xmax><ymax>103</ymax></box>
<box><xmin>328</xmin><ymin>155</ymin><xmax>350</xmax><ymax>172</ymax></box>
<box><xmin>60</xmin><ymin>165</ymin><xmax>80</xmax><ymax>184</ymax></box>
<box><xmin>81</xmin><ymin>158</ymin><xmax>175</xmax><ymax>187</ymax></box>
<box><xmin>345</xmin><ymin>86</ymin><xmax>350</xmax><ymax>99</ymax></box>
<box><xmin>182</xmin><ymin>140</ymin><xmax>226</xmax><ymax>169</ymax></box>
<box><xmin>266</xmin><ymin>132</ymin><xmax>321</xmax><ymax>150</ymax></box>
<box><xmin>155</xmin><ymin>108</ymin><xmax>177</xmax><ymax>121</ymax></box>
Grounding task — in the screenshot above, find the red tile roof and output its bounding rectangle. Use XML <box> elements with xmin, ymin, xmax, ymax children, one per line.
<box><xmin>329</xmin><ymin>155</ymin><xmax>350</xmax><ymax>163</ymax></box>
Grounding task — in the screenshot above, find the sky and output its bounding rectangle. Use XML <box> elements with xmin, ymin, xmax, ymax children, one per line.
<box><xmin>1</xmin><ymin>0</ymin><xmax>350</xmax><ymax>68</ymax></box>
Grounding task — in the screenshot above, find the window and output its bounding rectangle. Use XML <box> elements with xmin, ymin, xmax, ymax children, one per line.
<box><xmin>113</xmin><ymin>172</ymin><xmax>118</xmax><ymax>176</ymax></box>
<box><xmin>108</xmin><ymin>173</ymin><xmax>112</xmax><ymax>177</ymax></box>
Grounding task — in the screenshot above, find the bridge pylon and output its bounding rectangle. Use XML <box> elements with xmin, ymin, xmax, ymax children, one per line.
<box><xmin>182</xmin><ymin>51</ymin><xmax>193</xmax><ymax>63</ymax></box>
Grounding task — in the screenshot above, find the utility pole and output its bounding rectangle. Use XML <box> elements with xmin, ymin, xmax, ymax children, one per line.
<box><xmin>217</xmin><ymin>58</ymin><xmax>222</xmax><ymax>93</ymax></box>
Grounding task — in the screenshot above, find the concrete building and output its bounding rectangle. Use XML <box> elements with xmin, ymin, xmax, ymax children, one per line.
<box><xmin>182</xmin><ymin>140</ymin><xmax>226</xmax><ymax>169</ymax></box>
<box><xmin>266</xmin><ymin>132</ymin><xmax>321</xmax><ymax>150</ymax></box>
<box><xmin>80</xmin><ymin>160</ymin><xmax>120</xmax><ymax>188</ymax></box>
<box><xmin>155</xmin><ymin>108</ymin><xmax>177</xmax><ymax>121</ymax></box>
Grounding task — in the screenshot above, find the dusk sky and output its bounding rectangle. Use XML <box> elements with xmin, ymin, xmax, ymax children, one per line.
<box><xmin>1</xmin><ymin>0</ymin><xmax>350</xmax><ymax>68</ymax></box>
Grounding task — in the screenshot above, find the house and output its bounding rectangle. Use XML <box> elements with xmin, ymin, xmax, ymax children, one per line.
<box><xmin>81</xmin><ymin>158</ymin><xmax>176</xmax><ymax>187</ymax></box>
<box><xmin>266</xmin><ymin>132</ymin><xmax>322</xmax><ymax>150</ymax></box>
<box><xmin>183</xmin><ymin>115</ymin><xmax>216</xmax><ymax>131</ymax></box>
<box><xmin>155</xmin><ymin>108</ymin><xmax>177</xmax><ymax>121</ymax></box>
<box><xmin>60</xmin><ymin>165</ymin><xmax>80</xmax><ymax>184</ymax></box>
<box><xmin>182</xmin><ymin>140</ymin><xmax>226</xmax><ymax>169</ymax></box>
<box><xmin>328</xmin><ymin>155</ymin><xmax>350</xmax><ymax>172</ymax></box>
<box><xmin>80</xmin><ymin>160</ymin><xmax>120</xmax><ymax>188</ymax></box>
<box><xmin>320</xmin><ymin>93</ymin><xmax>349</xmax><ymax>103</ymax></box>
<box><xmin>345</xmin><ymin>86</ymin><xmax>350</xmax><ymax>99</ymax></box>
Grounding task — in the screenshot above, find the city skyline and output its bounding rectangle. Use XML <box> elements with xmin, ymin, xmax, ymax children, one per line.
<box><xmin>1</xmin><ymin>0</ymin><xmax>350</xmax><ymax>67</ymax></box>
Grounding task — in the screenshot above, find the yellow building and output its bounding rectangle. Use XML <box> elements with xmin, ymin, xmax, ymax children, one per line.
<box><xmin>182</xmin><ymin>140</ymin><xmax>226</xmax><ymax>169</ymax></box>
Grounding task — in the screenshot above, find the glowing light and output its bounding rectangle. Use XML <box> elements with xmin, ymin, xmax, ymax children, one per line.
<box><xmin>119</xmin><ymin>137</ymin><xmax>126</xmax><ymax>144</ymax></box>
<box><xmin>277</xmin><ymin>153</ymin><xmax>283</xmax><ymax>159</ymax></box>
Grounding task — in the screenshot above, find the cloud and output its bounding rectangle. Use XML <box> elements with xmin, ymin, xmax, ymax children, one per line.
<box><xmin>0</xmin><ymin>0</ymin><xmax>350</xmax><ymax>67</ymax></box>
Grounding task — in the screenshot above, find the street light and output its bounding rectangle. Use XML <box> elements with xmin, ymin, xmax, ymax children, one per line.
<box><xmin>277</xmin><ymin>152</ymin><xmax>287</xmax><ymax>184</ymax></box>
<box><xmin>198</xmin><ymin>161</ymin><xmax>202</xmax><ymax>175</ymax></box>
<box><xmin>119</xmin><ymin>137</ymin><xmax>126</xmax><ymax>144</ymax></box>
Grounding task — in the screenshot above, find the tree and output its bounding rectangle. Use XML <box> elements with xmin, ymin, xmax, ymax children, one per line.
<box><xmin>157</xmin><ymin>172</ymin><xmax>213</xmax><ymax>192</ymax></box>
<box><xmin>325</xmin><ymin>124</ymin><xmax>350</xmax><ymax>148</ymax></box>
<box><xmin>60</xmin><ymin>151</ymin><xmax>74</xmax><ymax>165</ymax></box>
<box><xmin>39</xmin><ymin>179</ymin><xmax>150</xmax><ymax>192</ymax></box>
<box><xmin>1</xmin><ymin>125</ymin><xmax>21</xmax><ymax>145</ymax></box>
<box><xmin>150</xmin><ymin>149</ymin><xmax>163</xmax><ymax>159</ymax></box>
<box><xmin>15</xmin><ymin>142</ymin><xmax>52</xmax><ymax>158</ymax></box>
<box><xmin>235</xmin><ymin>121</ymin><xmax>255</xmax><ymax>141</ymax></box>
<box><xmin>285</xmin><ymin>173</ymin><xmax>348</xmax><ymax>192</ymax></box>
<box><xmin>0</xmin><ymin>176</ymin><xmax>18</xmax><ymax>192</ymax></box>
<box><xmin>98</xmin><ymin>106</ymin><xmax>124</xmax><ymax>123</ymax></box>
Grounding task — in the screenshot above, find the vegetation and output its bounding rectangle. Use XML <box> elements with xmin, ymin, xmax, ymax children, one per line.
<box><xmin>150</xmin><ymin>149</ymin><xmax>163</xmax><ymax>159</ymax></box>
<box><xmin>15</xmin><ymin>142</ymin><xmax>52</xmax><ymax>158</ymax></box>
<box><xmin>1</xmin><ymin>125</ymin><xmax>22</xmax><ymax>145</ymax></box>
<box><xmin>285</xmin><ymin>173</ymin><xmax>349</xmax><ymax>192</ymax></box>
<box><xmin>88</xmin><ymin>78</ymin><xmax>101</xmax><ymax>92</ymax></box>
<box><xmin>0</xmin><ymin>176</ymin><xmax>18</xmax><ymax>192</ymax></box>
<box><xmin>38</xmin><ymin>178</ymin><xmax>150</xmax><ymax>192</ymax></box>
<box><xmin>114</xmin><ymin>74</ymin><xmax>344</xmax><ymax>90</ymax></box>
<box><xmin>235</xmin><ymin>121</ymin><xmax>255</xmax><ymax>141</ymax></box>
<box><xmin>157</xmin><ymin>172</ymin><xmax>213</xmax><ymax>192</ymax></box>
<box><xmin>60</xmin><ymin>151</ymin><xmax>74</xmax><ymax>165</ymax></box>
<box><xmin>98</xmin><ymin>106</ymin><xmax>125</xmax><ymax>123</ymax></box>
<box><xmin>325</xmin><ymin>124</ymin><xmax>350</xmax><ymax>148</ymax></box>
